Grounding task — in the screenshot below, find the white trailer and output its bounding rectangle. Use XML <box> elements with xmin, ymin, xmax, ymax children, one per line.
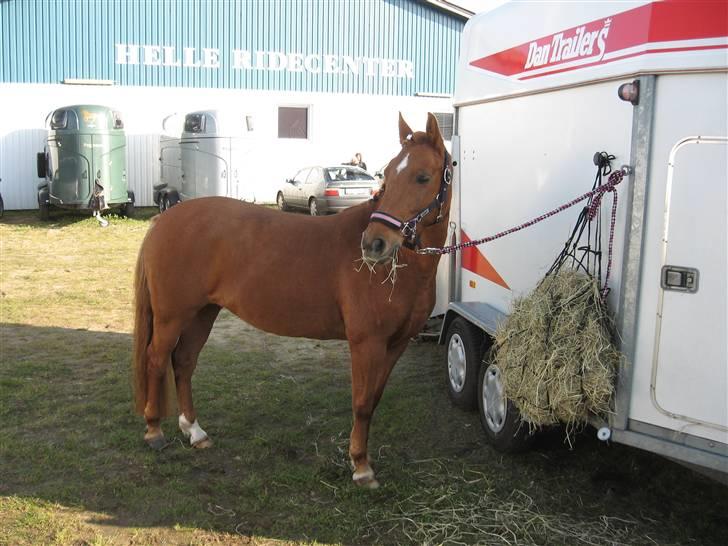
<box><xmin>439</xmin><ymin>0</ymin><xmax>727</xmax><ymax>478</ymax></box>
<box><xmin>154</xmin><ymin>109</ymin><xmax>256</xmax><ymax>211</ymax></box>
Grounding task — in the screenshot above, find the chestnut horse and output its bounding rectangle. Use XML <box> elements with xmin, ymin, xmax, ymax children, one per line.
<box><xmin>132</xmin><ymin>113</ymin><xmax>452</xmax><ymax>487</ymax></box>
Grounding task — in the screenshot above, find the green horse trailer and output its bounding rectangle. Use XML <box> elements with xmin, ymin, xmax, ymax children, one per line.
<box><xmin>36</xmin><ymin>105</ymin><xmax>134</xmax><ymax>220</ymax></box>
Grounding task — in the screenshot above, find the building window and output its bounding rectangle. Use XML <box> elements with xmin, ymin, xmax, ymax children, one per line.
<box><xmin>434</xmin><ymin>112</ymin><xmax>453</xmax><ymax>141</ymax></box>
<box><xmin>278</xmin><ymin>107</ymin><xmax>308</xmax><ymax>139</ymax></box>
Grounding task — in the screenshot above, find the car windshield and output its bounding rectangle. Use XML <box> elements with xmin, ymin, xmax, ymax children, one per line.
<box><xmin>324</xmin><ymin>167</ymin><xmax>374</xmax><ymax>182</ymax></box>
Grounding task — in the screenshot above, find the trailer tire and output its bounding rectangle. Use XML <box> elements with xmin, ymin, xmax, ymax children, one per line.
<box><xmin>277</xmin><ymin>192</ymin><xmax>288</xmax><ymax>211</ymax></box>
<box><xmin>445</xmin><ymin>317</ymin><xmax>483</xmax><ymax>410</ymax></box>
<box><xmin>477</xmin><ymin>361</ymin><xmax>534</xmax><ymax>453</ymax></box>
<box><xmin>158</xmin><ymin>193</ymin><xmax>167</xmax><ymax>213</ymax></box>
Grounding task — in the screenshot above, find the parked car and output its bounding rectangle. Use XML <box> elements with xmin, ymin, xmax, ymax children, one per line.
<box><xmin>277</xmin><ymin>165</ymin><xmax>379</xmax><ymax>215</ymax></box>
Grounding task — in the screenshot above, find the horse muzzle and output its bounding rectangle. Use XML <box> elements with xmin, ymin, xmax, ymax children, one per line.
<box><xmin>361</xmin><ymin>227</ymin><xmax>401</xmax><ymax>263</ymax></box>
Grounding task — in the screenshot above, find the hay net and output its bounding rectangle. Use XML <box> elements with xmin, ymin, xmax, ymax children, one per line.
<box><xmin>493</xmin><ymin>152</ymin><xmax>623</xmax><ymax>434</ymax></box>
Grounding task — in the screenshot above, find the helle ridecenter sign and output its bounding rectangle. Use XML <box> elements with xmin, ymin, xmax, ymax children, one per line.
<box><xmin>115</xmin><ymin>44</ymin><xmax>415</xmax><ymax>79</ymax></box>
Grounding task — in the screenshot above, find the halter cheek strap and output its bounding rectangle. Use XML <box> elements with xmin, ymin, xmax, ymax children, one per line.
<box><xmin>368</xmin><ymin>151</ymin><xmax>452</xmax><ymax>250</ymax></box>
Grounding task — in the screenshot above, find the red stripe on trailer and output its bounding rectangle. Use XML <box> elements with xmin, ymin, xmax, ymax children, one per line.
<box><xmin>469</xmin><ymin>1</ymin><xmax>728</xmax><ymax>80</ymax></box>
<box><xmin>460</xmin><ymin>231</ymin><xmax>509</xmax><ymax>290</ymax></box>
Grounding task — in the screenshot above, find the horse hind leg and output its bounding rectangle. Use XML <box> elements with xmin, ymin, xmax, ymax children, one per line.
<box><xmin>173</xmin><ymin>304</ymin><xmax>221</xmax><ymax>448</ymax></box>
<box><xmin>144</xmin><ymin>318</ymin><xmax>185</xmax><ymax>450</ymax></box>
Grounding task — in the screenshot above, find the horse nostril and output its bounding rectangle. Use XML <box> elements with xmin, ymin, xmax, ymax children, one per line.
<box><xmin>371</xmin><ymin>238</ymin><xmax>386</xmax><ymax>255</ymax></box>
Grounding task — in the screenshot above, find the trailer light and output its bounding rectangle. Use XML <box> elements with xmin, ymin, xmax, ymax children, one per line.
<box><xmin>325</xmin><ymin>189</ymin><xmax>340</xmax><ymax>197</ymax></box>
<box><xmin>618</xmin><ymin>80</ymin><xmax>640</xmax><ymax>105</ymax></box>
<box><xmin>469</xmin><ymin>280</ymin><xmax>476</xmax><ymax>288</ymax></box>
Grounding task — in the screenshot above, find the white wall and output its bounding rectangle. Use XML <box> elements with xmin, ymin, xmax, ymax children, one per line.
<box><xmin>0</xmin><ymin>83</ymin><xmax>452</xmax><ymax>209</ymax></box>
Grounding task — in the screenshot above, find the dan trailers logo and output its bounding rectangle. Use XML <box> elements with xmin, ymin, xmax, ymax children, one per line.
<box><xmin>524</xmin><ymin>18</ymin><xmax>611</xmax><ymax>71</ymax></box>
<box><xmin>469</xmin><ymin>2</ymin><xmax>728</xmax><ymax>81</ymax></box>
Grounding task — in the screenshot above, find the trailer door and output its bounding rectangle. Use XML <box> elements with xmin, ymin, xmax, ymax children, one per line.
<box><xmin>630</xmin><ymin>73</ymin><xmax>728</xmax><ymax>444</ymax></box>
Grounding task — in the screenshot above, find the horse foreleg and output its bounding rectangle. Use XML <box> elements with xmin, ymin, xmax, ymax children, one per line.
<box><xmin>143</xmin><ymin>318</ymin><xmax>183</xmax><ymax>449</ymax></box>
<box><xmin>348</xmin><ymin>338</ymin><xmax>409</xmax><ymax>488</ymax></box>
<box><xmin>172</xmin><ymin>304</ymin><xmax>220</xmax><ymax>448</ymax></box>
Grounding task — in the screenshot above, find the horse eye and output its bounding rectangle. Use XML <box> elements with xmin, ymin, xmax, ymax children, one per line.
<box><xmin>416</xmin><ymin>174</ymin><xmax>431</xmax><ymax>184</ymax></box>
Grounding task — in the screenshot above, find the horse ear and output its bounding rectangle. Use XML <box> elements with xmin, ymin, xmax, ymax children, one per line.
<box><xmin>398</xmin><ymin>112</ymin><xmax>413</xmax><ymax>145</ymax></box>
<box><xmin>426</xmin><ymin>112</ymin><xmax>445</xmax><ymax>155</ymax></box>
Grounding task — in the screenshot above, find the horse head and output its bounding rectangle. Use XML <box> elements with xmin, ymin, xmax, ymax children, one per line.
<box><xmin>361</xmin><ymin>112</ymin><xmax>452</xmax><ymax>263</ymax></box>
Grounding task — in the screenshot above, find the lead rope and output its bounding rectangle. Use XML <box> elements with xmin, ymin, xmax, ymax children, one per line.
<box><xmin>416</xmin><ymin>166</ymin><xmax>629</xmax><ymax>300</ymax></box>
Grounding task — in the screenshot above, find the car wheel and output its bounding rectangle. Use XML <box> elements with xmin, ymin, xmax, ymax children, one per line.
<box><xmin>309</xmin><ymin>197</ymin><xmax>318</xmax><ymax>216</ymax></box>
<box><xmin>277</xmin><ymin>192</ymin><xmax>288</xmax><ymax>211</ymax></box>
<box><xmin>478</xmin><ymin>361</ymin><xmax>535</xmax><ymax>452</ymax></box>
<box><xmin>445</xmin><ymin>317</ymin><xmax>483</xmax><ymax>410</ymax></box>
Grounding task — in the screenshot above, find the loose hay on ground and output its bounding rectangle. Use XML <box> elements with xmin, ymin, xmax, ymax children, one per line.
<box><xmin>494</xmin><ymin>270</ymin><xmax>622</xmax><ymax>435</ymax></box>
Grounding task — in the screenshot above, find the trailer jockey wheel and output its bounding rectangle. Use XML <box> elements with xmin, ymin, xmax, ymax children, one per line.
<box><xmin>477</xmin><ymin>362</ymin><xmax>535</xmax><ymax>452</ymax></box>
<box><xmin>445</xmin><ymin>317</ymin><xmax>483</xmax><ymax>410</ymax></box>
<box><xmin>39</xmin><ymin>200</ymin><xmax>50</xmax><ymax>221</ymax></box>
<box><xmin>121</xmin><ymin>191</ymin><xmax>135</xmax><ymax>218</ymax></box>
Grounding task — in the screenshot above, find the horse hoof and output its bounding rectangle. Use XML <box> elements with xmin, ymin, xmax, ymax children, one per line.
<box><xmin>353</xmin><ymin>467</ymin><xmax>379</xmax><ymax>489</ymax></box>
<box><xmin>145</xmin><ymin>433</ymin><xmax>166</xmax><ymax>451</ymax></box>
<box><xmin>354</xmin><ymin>476</ymin><xmax>380</xmax><ymax>489</ymax></box>
<box><xmin>193</xmin><ymin>437</ymin><xmax>213</xmax><ymax>449</ymax></box>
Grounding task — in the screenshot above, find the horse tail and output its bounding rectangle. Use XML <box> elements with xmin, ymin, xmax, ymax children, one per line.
<box><xmin>133</xmin><ymin>221</ymin><xmax>177</xmax><ymax>417</ymax></box>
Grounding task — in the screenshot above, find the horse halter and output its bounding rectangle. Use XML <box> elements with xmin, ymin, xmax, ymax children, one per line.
<box><xmin>368</xmin><ymin>151</ymin><xmax>452</xmax><ymax>250</ymax></box>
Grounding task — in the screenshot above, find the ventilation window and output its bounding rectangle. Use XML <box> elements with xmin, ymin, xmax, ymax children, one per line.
<box><xmin>184</xmin><ymin>114</ymin><xmax>206</xmax><ymax>134</ymax></box>
<box><xmin>50</xmin><ymin>110</ymin><xmax>68</xmax><ymax>130</ymax></box>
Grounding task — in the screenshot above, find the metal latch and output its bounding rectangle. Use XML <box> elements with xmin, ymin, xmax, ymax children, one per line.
<box><xmin>661</xmin><ymin>265</ymin><xmax>699</xmax><ymax>293</ymax></box>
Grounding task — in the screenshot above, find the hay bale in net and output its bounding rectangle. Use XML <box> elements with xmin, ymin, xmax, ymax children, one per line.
<box><xmin>493</xmin><ymin>270</ymin><xmax>621</xmax><ymax>434</ymax></box>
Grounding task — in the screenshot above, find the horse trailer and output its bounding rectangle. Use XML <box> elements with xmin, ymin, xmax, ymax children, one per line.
<box><xmin>439</xmin><ymin>0</ymin><xmax>727</xmax><ymax>479</ymax></box>
<box><xmin>154</xmin><ymin>110</ymin><xmax>256</xmax><ymax>211</ymax></box>
<box><xmin>36</xmin><ymin>105</ymin><xmax>134</xmax><ymax>220</ymax></box>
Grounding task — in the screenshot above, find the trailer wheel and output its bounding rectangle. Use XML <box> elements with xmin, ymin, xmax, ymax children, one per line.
<box><xmin>309</xmin><ymin>197</ymin><xmax>319</xmax><ymax>216</ymax></box>
<box><xmin>165</xmin><ymin>192</ymin><xmax>179</xmax><ymax>210</ymax></box>
<box><xmin>277</xmin><ymin>192</ymin><xmax>288</xmax><ymax>211</ymax></box>
<box><xmin>445</xmin><ymin>317</ymin><xmax>483</xmax><ymax>410</ymax></box>
<box><xmin>158</xmin><ymin>193</ymin><xmax>167</xmax><ymax>213</ymax></box>
<box><xmin>477</xmin><ymin>362</ymin><xmax>534</xmax><ymax>453</ymax></box>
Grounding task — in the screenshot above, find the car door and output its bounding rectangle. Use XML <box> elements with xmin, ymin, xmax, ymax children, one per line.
<box><xmin>289</xmin><ymin>168</ymin><xmax>309</xmax><ymax>207</ymax></box>
<box><xmin>306</xmin><ymin>167</ymin><xmax>324</xmax><ymax>204</ymax></box>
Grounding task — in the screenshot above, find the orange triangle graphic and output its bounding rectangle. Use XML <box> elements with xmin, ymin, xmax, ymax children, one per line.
<box><xmin>461</xmin><ymin>231</ymin><xmax>510</xmax><ymax>289</ymax></box>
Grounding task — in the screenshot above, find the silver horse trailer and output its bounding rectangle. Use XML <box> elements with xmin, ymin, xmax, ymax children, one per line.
<box><xmin>155</xmin><ymin>110</ymin><xmax>255</xmax><ymax>211</ymax></box>
<box><xmin>439</xmin><ymin>0</ymin><xmax>727</xmax><ymax>481</ymax></box>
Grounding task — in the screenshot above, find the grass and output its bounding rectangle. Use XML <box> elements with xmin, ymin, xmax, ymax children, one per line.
<box><xmin>1</xmin><ymin>208</ymin><xmax>727</xmax><ymax>545</ymax></box>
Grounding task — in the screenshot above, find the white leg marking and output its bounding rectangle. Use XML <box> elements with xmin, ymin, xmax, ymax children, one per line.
<box><xmin>395</xmin><ymin>153</ymin><xmax>409</xmax><ymax>175</ymax></box>
<box><xmin>352</xmin><ymin>467</ymin><xmax>375</xmax><ymax>482</ymax></box>
<box><xmin>179</xmin><ymin>414</ymin><xmax>208</xmax><ymax>445</ymax></box>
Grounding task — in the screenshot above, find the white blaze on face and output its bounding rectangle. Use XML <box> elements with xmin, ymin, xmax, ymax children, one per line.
<box><xmin>179</xmin><ymin>414</ymin><xmax>208</xmax><ymax>445</ymax></box>
<box><xmin>396</xmin><ymin>153</ymin><xmax>409</xmax><ymax>175</ymax></box>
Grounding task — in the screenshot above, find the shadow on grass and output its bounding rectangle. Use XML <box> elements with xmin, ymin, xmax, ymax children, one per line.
<box><xmin>1</xmin><ymin>322</ymin><xmax>727</xmax><ymax>545</ymax></box>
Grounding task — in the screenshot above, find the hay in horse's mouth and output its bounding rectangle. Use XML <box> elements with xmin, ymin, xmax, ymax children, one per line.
<box><xmin>355</xmin><ymin>245</ymin><xmax>407</xmax><ymax>301</ymax></box>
